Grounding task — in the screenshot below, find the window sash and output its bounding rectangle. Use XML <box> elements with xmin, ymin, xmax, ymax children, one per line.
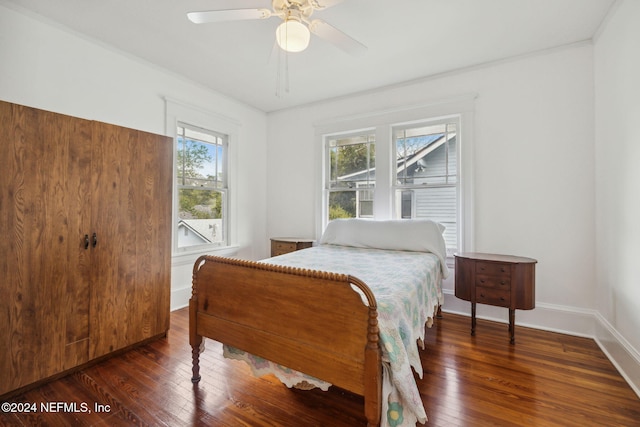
<box><xmin>392</xmin><ymin>119</ymin><xmax>459</xmax><ymax>253</ymax></box>
<box><xmin>326</xmin><ymin>133</ymin><xmax>375</xmax><ymax>190</ymax></box>
<box><xmin>176</xmin><ymin>123</ymin><xmax>228</xmax><ymax>189</ymax></box>
<box><xmin>325</xmin><ymin>132</ymin><xmax>375</xmax><ymax>220</ymax></box>
<box><xmin>176</xmin><ymin>122</ymin><xmax>229</xmax><ymax>250</ymax></box>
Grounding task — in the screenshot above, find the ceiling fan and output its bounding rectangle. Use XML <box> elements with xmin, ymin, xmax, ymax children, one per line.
<box><xmin>187</xmin><ymin>0</ymin><xmax>367</xmax><ymax>55</ymax></box>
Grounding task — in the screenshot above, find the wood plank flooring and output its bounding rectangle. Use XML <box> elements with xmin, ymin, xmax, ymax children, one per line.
<box><xmin>1</xmin><ymin>308</ymin><xmax>639</xmax><ymax>426</ymax></box>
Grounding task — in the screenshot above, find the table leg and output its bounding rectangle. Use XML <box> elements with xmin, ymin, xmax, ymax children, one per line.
<box><xmin>509</xmin><ymin>308</ymin><xmax>515</xmax><ymax>344</ymax></box>
<box><xmin>471</xmin><ymin>302</ymin><xmax>476</xmax><ymax>336</ymax></box>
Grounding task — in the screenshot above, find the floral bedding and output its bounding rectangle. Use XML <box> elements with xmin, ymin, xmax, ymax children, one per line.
<box><xmin>223</xmin><ymin>243</ymin><xmax>444</xmax><ymax>427</ymax></box>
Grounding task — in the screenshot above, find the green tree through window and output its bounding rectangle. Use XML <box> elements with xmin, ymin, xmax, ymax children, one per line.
<box><xmin>326</xmin><ymin>133</ymin><xmax>375</xmax><ymax>220</ymax></box>
<box><xmin>176</xmin><ymin>124</ymin><xmax>227</xmax><ymax>248</ymax></box>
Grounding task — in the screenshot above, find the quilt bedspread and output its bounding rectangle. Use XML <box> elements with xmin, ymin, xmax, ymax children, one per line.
<box><xmin>223</xmin><ymin>244</ymin><xmax>444</xmax><ymax>427</ymax></box>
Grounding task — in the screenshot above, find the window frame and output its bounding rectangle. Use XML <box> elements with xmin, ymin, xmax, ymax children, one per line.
<box><xmin>165</xmin><ymin>97</ymin><xmax>239</xmax><ymax>257</ymax></box>
<box><xmin>175</xmin><ymin>122</ymin><xmax>229</xmax><ymax>252</ymax></box>
<box><xmin>323</xmin><ymin>130</ymin><xmax>376</xmax><ymax>223</ymax></box>
<box><xmin>315</xmin><ymin>97</ymin><xmax>476</xmax><ymax>258</ymax></box>
<box><xmin>391</xmin><ymin>117</ymin><xmax>460</xmax><ymax>255</ymax></box>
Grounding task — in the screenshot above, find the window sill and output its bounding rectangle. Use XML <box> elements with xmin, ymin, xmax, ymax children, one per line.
<box><xmin>172</xmin><ymin>245</ymin><xmax>240</xmax><ymax>267</ymax></box>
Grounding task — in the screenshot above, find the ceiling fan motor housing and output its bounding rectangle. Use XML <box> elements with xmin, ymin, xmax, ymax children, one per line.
<box><xmin>273</xmin><ymin>0</ymin><xmax>315</xmax><ymax>23</ymax></box>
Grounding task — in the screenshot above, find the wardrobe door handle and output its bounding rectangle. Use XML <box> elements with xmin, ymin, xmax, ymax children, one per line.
<box><xmin>92</xmin><ymin>232</ymin><xmax>98</xmax><ymax>248</ymax></box>
<box><xmin>84</xmin><ymin>234</ymin><xmax>90</xmax><ymax>250</ymax></box>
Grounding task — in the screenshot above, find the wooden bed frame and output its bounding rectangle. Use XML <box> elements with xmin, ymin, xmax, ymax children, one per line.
<box><xmin>189</xmin><ymin>255</ymin><xmax>383</xmax><ymax>427</ymax></box>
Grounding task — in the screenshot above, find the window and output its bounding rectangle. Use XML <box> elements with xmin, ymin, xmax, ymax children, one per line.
<box><xmin>319</xmin><ymin>100</ymin><xmax>474</xmax><ymax>258</ymax></box>
<box><xmin>325</xmin><ymin>132</ymin><xmax>376</xmax><ymax>220</ymax></box>
<box><xmin>176</xmin><ymin>123</ymin><xmax>228</xmax><ymax>250</ymax></box>
<box><xmin>393</xmin><ymin>120</ymin><xmax>458</xmax><ymax>253</ymax></box>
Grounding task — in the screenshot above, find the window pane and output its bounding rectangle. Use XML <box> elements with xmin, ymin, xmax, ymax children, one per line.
<box><xmin>328</xmin><ymin>134</ymin><xmax>375</xmax><ymax>189</ymax></box>
<box><xmin>395</xmin><ymin>186</ymin><xmax>457</xmax><ymax>252</ymax></box>
<box><xmin>177</xmin><ymin>188</ymin><xmax>225</xmax><ymax>248</ymax></box>
<box><xmin>328</xmin><ymin>191</ymin><xmax>356</xmax><ymax>220</ymax></box>
<box><xmin>177</xmin><ymin>130</ymin><xmax>225</xmax><ymax>189</ymax></box>
<box><xmin>328</xmin><ymin>186</ymin><xmax>374</xmax><ymax>220</ymax></box>
<box><xmin>359</xmin><ymin>200</ymin><xmax>373</xmax><ymax>217</ymax></box>
<box><xmin>401</xmin><ymin>190</ymin><xmax>413</xmax><ymax>219</ymax></box>
<box><xmin>326</xmin><ymin>132</ymin><xmax>376</xmax><ymax>221</ymax></box>
<box><xmin>358</xmin><ymin>186</ymin><xmax>374</xmax><ymax>217</ymax></box>
<box><xmin>395</xmin><ymin>123</ymin><xmax>456</xmax><ymax>186</ymax></box>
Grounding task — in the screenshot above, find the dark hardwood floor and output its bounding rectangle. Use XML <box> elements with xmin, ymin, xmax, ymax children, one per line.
<box><xmin>2</xmin><ymin>308</ymin><xmax>639</xmax><ymax>426</ymax></box>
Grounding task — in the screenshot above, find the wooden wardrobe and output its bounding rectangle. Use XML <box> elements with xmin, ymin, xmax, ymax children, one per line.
<box><xmin>0</xmin><ymin>100</ymin><xmax>172</xmax><ymax>396</ymax></box>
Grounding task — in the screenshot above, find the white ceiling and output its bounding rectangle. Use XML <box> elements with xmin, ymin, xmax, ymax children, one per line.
<box><xmin>3</xmin><ymin>0</ymin><xmax>615</xmax><ymax>112</ymax></box>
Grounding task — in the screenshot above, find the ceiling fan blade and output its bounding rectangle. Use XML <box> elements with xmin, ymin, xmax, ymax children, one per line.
<box><xmin>310</xmin><ymin>0</ymin><xmax>346</xmax><ymax>10</ymax></box>
<box><xmin>309</xmin><ymin>19</ymin><xmax>367</xmax><ymax>56</ymax></box>
<box><xmin>187</xmin><ymin>9</ymin><xmax>272</xmax><ymax>24</ymax></box>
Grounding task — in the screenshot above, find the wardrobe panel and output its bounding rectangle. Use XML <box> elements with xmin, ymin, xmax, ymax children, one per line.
<box><xmin>134</xmin><ymin>129</ymin><xmax>172</xmax><ymax>337</ymax></box>
<box><xmin>89</xmin><ymin>122</ymin><xmax>172</xmax><ymax>359</ymax></box>
<box><xmin>0</xmin><ymin>101</ymin><xmax>92</xmax><ymax>395</ymax></box>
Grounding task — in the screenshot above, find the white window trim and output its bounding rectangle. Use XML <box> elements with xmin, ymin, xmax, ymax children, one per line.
<box><xmin>164</xmin><ymin>97</ymin><xmax>240</xmax><ymax>257</ymax></box>
<box><xmin>314</xmin><ymin>95</ymin><xmax>476</xmax><ymax>254</ymax></box>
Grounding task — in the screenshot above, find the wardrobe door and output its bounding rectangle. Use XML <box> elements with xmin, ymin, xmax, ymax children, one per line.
<box><xmin>0</xmin><ymin>102</ymin><xmax>92</xmax><ymax>395</ymax></box>
<box><xmin>89</xmin><ymin>122</ymin><xmax>172</xmax><ymax>359</ymax></box>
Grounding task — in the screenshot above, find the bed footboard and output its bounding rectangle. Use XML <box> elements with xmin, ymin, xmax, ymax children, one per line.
<box><xmin>189</xmin><ymin>255</ymin><xmax>382</xmax><ymax>427</ymax></box>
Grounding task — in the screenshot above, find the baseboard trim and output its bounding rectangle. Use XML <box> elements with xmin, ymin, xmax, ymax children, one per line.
<box><xmin>171</xmin><ymin>286</ymin><xmax>191</xmax><ymax>311</ymax></box>
<box><xmin>593</xmin><ymin>312</ymin><xmax>640</xmax><ymax>398</ymax></box>
<box><xmin>441</xmin><ymin>290</ymin><xmax>640</xmax><ymax>398</ymax></box>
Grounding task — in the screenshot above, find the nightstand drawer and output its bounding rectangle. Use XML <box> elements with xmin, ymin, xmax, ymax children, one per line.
<box><xmin>273</xmin><ymin>241</ymin><xmax>297</xmax><ymax>255</ymax></box>
<box><xmin>270</xmin><ymin>238</ymin><xmax>314</xmax><ymax>257</ymax></box>
<box><xmin>476</xmin><ymin>287</ymin><xmax>510</xmax><ymax>306</ymax></box>
<box><xmin>476</xmin><ymin>275</ymin><xmax>511</xmax><ymax>290</ymax></box>
<box><xmin>476</xmin><ymin>261</ymin><xmax>510</xmax><ymax>277</ymax></box>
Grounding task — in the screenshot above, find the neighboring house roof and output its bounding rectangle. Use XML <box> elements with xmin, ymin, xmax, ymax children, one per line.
<box><xmin>178</xmin><ymin>219</ymin><xmax>215</xmax><ymax>243</ymax></box>
<box><xmin>396</xmin><ymin>134</ymin><xmax>447</xmax><ymax>176</ymax></box>
<box><xmin>338</xmin><ymin>133</ymin><xmax>452</xmax><ymax>183</ymax></box>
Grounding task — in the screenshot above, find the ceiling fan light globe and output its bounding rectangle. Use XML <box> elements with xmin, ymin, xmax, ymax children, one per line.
<box><xmin>276</xmin><ymin>20</ymin><xmax>310</xmax><ymax>53</ymax></box>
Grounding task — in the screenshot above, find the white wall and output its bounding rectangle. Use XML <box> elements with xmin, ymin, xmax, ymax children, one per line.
<box><xmin>594</xmin><ymin>0</ymin><xmax>640</xmax><ymax>395</ymax></box>
<box><xmin>0</xmin><ymin>4</ymin><xmax>269</xmax><ymax>310</ymax></box>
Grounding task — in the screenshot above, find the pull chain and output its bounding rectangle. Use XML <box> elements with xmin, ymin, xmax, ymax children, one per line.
<box><xmin>276</xmin><ymin>45</ymin><xmax>291</xmax><ymax>97</ymax></box>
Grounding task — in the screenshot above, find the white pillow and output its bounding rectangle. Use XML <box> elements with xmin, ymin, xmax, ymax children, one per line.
<box><xmin>320</xmin><ymin>218</ymin><xmax>449</xmax><ymax>277</ymax></box>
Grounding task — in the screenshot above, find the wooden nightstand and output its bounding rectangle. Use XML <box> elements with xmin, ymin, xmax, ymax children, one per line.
<box><xmin>454</xmin><ymin>252</ymin><xmax>537</xmax><ymax>344</ymax></box>
<box><xmin>270</xmin><ymin>238</ymin><xmax>314</xmax><ymax>257</ymax></box>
